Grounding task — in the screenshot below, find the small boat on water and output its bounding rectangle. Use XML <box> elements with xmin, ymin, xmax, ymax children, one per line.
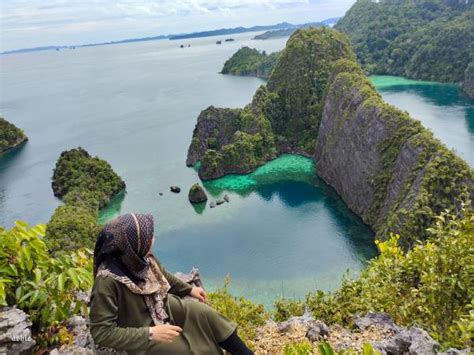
<box><xmin>216</xmin><ymin>40</ymin><xmax>222</xmax><ymax>45</ymax></box>
<box><xmin>225</xmin><ymin>38</ymin><xmax>235</xmax><ymax>42</ymax></box>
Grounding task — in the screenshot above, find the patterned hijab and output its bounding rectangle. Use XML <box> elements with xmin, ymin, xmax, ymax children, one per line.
<box><xmin>93</xmin><ymin>213</ymin><xmax>171</xmax><ymax>324</ymax></box>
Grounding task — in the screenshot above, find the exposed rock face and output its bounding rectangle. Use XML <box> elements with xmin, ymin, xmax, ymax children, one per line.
<box><xmin>0</xmin><ymin>307</ymin><xmax>35</xmax><ymax>354</ymax></box>
<box><xmin>462</xmin><ymin>62</ymin><xmax>474</xmax><ymax>99</ymax></box>
<box><xmin>187</xmin><ymin>28</ymin><xmax>354</xmax><ymax>180</ymax></box>
<box><xmin>253</xmin><ymin>312</ymin><xmax>447</xmax><ymax>355</ymax></box>
<box><xmin>186</xmin><ymin>106</ymin><xmax>241</xmax><ymax>167</ymax></box>
<box><xmin>0</xmin><ymin>118</ymin><xmax>28</xmax><ymax>153</ymax></box>
<box><xmin>188</xmin><ymin>183</ymin><xmax>207</xmax><ymax>203</ymax></box>
<box><xmin>315</xmin><ymin>59</ymin><xmax>473</xmax><ymax>243</ymax></box>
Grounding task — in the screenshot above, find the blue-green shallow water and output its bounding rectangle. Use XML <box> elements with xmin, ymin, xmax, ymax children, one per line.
<box><xmin>0</xmin><ymin>34</ymin><xmax>472</xmax><ymax>305</ymax></box>
<box><xmin>371</xmin><ymin>76</ymin><xmax>474</xmax><ymax>166</ymax></box>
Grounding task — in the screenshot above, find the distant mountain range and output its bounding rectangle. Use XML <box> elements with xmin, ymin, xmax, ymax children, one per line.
<box><xmin>1</xmin><ymin>18</ymin><xmax>340</xmax><ymax>55</ymax></box>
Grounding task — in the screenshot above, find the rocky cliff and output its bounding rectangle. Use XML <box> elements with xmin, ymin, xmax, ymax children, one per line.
<box><xmin>0</xmin><ymin>118</ymin><xmax>28</xmax><ymax>153</ymax></box>
<box><xmin>462</xmin><ymin>62</ymin><xmax>474</xmax><ymax>99</ymax></box>
<box><xmin>188</xmin><ymin>27</ymin><xmax>473</xmax><ymax>245</ymax></box>
<box><xmin>221</xmin><ymin>47</ymin><xmax>280</xmax><ymax>80</ymax></box>
<box><xmin>315</xmin><ymin>59</ymin><xmax>473</xmax><ymax>244</ymax></box>
<box><xmin>187</xmin><ymin>28</ymin><xmax>355</xmax><ymax>179</ymax></box>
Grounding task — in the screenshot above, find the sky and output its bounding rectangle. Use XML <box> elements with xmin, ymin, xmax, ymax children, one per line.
<box><xmin>0</xmin><ymin>0</ymin><xmax>356</xmax><ymax>52</ymax></box>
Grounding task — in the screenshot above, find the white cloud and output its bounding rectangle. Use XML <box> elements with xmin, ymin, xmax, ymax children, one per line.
<box><xmin>0</xmin><ymin>0</ymin><xmax>355</xmax><ymax>52</ymax></box>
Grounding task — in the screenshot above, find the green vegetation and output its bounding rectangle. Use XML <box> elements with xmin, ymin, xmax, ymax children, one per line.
<box><xmin>46</xmin><ymin>205</ymin><xmax>101</xmax><ymax>252</ymax></box>
<box><xmin>0</xmin><ymin>221</ymin><xmax>93</xmax><ymax>347</ymax></box>
<box><xmin>221</xmin><ymin>47</ymin><xmax>281</xmax><ymax>79</ymax></box>
<box><xmin>0</xmin><ymin>117</ymin><xmax>28</xmax><ymax>153</ymax></box>
<box><xmin>335</xmin><ymin>0</ymin><xmax>473</xmax><ymax>83</ymax></box>
<box><xmin>191</xmin><ymin>28</ymin><xmax>355</xmax><ymax>179</ymax></box>
<box><xmin>52</xmin><ymin>147</ymin><xmax>125</xmax><ymax>209</ymax></box>
<box><xmin>208</xmin><ymin>278</ymin><xmax>268</xmax><ymax>346</ymax></box>
<box><xmin>47</xmin><ymin>147</ymin><xmax>124</xmax><ymax>252</ymax></box>
<box><xmin>283</xmin><ymin>341</ymin><xmax>380</xmax><ymax>355</ymax></box>
<box><xmin>322</xmin><ymin>59</ymin><xmax>473</xmax><ymax>245</ymax></box>
<box><xmin>275</xmin><ymin>207</ymin><xmax>473</xmax><ymax>349</ymax></box>
<box><xmin>266</xmin><ymin>28</ymin><xmax>355</xmax><ymax>153</ymax></box>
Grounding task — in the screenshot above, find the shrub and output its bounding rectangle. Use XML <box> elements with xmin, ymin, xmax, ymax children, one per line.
<box><xmin>274</xmin><ymin>298</ymin><xmax>305</xmax><ymax>322</ymax></box>
<box><xmin>0</xmin><ymin>221</ymin><xmax>93</xmax><ymax>345</ymax></box>
<box><xmin>208</xmin><ymin>277</ymin><xmax>269</xmax><ymax>345</ymax></box>
<box><xmin>46</xmin><ymin>204</ymin><xmax>101</xmax><ymax>252</ymax></box>
<box><xmin>277</xmin><ymin>206</ymin><xmax>473</xmax><ymax>349</ymax></box>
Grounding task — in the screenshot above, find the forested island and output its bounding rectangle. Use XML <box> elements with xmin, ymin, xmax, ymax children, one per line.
<box><xmin>187</xmin><ymin>27</ymin><xmax>473</xmax><ymax>348</ymax></box>
<box><xmin>1</xmin><ymin>2</ymin><xmax>473</xmax><ymax>353</ymax></box>
<box><xmin>224</xmin><ymin>0</ymin><xmax>474</xmax><ymax>98</ymax></box>
<box><xmin>221</xmin><ymin>47</ymin><xmax>280</xmax><ymax>79</ymax></box>
<box><xmin>47</xmin><ymin>147</ymin><xmax>126</xmax><ymax>251</ymax></box>
<box><xmin>335</xmin><ymin>0</ymin><xmax>473</xmax><ymax>93</ymax></box>
<box><xmin>0</xmin><ymin>118</ymin><xmax>28</xmax><ymax>153</ymax></box>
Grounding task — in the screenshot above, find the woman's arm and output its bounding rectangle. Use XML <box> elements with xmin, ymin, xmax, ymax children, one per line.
<box><xmin>154</xmin><ymin>258</ymin><xmax>193</xmax><ymax>298</ymax></box>
<box><xmin>89</xmin><ymin>276</ymin><xmax>150</xmax><ymax>351</ymax></box>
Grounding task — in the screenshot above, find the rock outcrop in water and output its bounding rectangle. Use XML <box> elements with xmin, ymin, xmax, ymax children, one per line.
<box><xmin>0</xmin><ymin>118</ymin><xmax>28</xmax><ymax>153</ymax></box>
<box><xmin>187</xmin><ymin>28</ymin><xmax>355</xmax><ymax>180</ymax></box>
<box><xmin>187</xmin><ymin>27</ymin><xmax>473</xmax><ymax>244</ymax></box>
<box><xmin>188</xmin><ymin>183</ymin><xmax>207</xmax><ymax>203</ymax></box>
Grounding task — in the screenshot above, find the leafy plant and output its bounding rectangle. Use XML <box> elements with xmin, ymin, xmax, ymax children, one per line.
<box><xmin>208</xmin><ymin>277</ymin><xmax>269</xmax><ymax>344</ymax></box>
<box><xmin>0</xmin><ymin>221</ymin><xmax>93</xmax><ymax>345</ymax></box>
<box><xmin>277</xmin><ymin>207</ymin><xmax>473</xmax><ymax>350</ymax></box>
<box><xmin>284</xmin><ymin>340</ymin><xmax>315</xmax><ymax>355</ymax></box>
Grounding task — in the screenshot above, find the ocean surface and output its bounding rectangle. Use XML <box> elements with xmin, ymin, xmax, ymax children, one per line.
<box><xmin>0</xmin><ymin>32</ymin><xmax>472</xmax><ymax>305</ymax></box>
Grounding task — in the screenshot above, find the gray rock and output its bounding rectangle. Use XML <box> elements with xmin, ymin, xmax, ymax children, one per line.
<box><xmin>305</xmin><ymin>320</ymin><xmax>329</xmax><ymax>342</ymax></box>
<box><xmin>223</xmin><ymin>194</ymin><xmax>230</xmax><ymax>203</ymax></box>
<box><xmin>0</xmin><ymin>307</ymin><xmax>35</xmax><ymax>354</ymax></box>
<box><xmin>159</xmin><ymin>192</ymin><xmax>163</xmax><ymax>196</ymax></box>
<box><xmin>170</xmin><ymin>186</ymin><xmax>181</xmax><ymax>193</ymax></box>
<box><xmin>355</xmin><ymin>312</ymin><xmax>399</xmax><ymax>332</ymax></box>
<box><xmin>188</xmin><ymin>183</ymin><xmax>208</xmax><ymax>204</ymax></box>
<box><xmin>407</xmin><ymin>327</ymin><xmax>439</xmax><ymax>355</ymax></box>
<box><xmin>277</xmin><ymin>311</ymin><xmax>315</xmax><ymax>333</ymax></box>
<box><xmin>210</xmin><ymin>201</ymin><xmax>216</xmax><ymax>208</ymax></box>
<box><xmin>216</xmin><ymin>199</ymin><xmax>225</xmax><ymax>205</ymax></box>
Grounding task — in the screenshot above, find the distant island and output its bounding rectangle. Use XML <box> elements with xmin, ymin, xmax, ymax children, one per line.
<box><xmin>1</xmin><ymin>18</ymin><xmax>341</xmax><ymax>55</ymax></box>
<box><xmin>169</xmin><ymin>22</ymin><xmax>296</xmax><ymax>40</ymax></box>
<box><xmin>0</xmin><ymin>118</ymin><xmax>28</xmax><ymax>153</ymax></box>
<box><xmin>221</xmin><ymin>47</ymin><xmax>280</xmax><ymax>79</ymax></box>
<box><xmin>253</xmin><ymin>18</ymin><xmax>339</xmax><ymax>40</ymax></box>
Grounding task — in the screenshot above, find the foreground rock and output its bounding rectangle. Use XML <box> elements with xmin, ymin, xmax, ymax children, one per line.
<box><xmin>0</xmin><ymin>307</ymin><xmax>35</xmax><ymax>354</ymax></box>
<box><xmin>170</xmin><ymin>186</ymin><xmax>181</xmax><ymax>193</ymax></box>
<box><xmin>253</xmin><ymin>312</ymin><xmax>446</xmax><ymax>355</ymax></box>
<box><xmin>0</xmin><ymin>118</ymin><xmax>28</xmax><ymax>153</ymax></box>
<box><xmin>188</xmin><ymin>183</ymin><xmax>207</xmax><ymax>203</ymax></box>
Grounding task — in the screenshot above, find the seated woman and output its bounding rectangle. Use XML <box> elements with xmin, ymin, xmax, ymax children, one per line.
<box><xmin>89</xmin><ymin>213</ymin><xmax>252</xmax><ymax>354</ymax></box>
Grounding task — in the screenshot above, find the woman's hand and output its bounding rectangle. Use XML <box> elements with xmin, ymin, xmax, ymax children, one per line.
<box><xmin>189</xmin><ymin>287</ymin><xmax>208</xmax><ymax>302</ymax></box>
<box><xmin>149</xmin><ymin>324</ymin><xmax>182</xmax><ymax>343</ymax></box>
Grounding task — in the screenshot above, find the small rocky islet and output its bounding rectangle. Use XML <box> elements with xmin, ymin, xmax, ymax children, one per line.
<box><xmin>0</xmin><ymin>117</ymin><xmax>28</xmax><ymax>153</ymax></box>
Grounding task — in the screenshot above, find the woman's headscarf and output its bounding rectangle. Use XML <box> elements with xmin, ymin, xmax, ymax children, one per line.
<box><xmin>93</xmin><ymin>213</ymin><xmax>171</xmax><ymax>324</ymax></box>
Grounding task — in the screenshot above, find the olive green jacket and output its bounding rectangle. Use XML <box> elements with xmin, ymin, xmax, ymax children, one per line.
<box><xmin>89</xmin><ymin>261</ymin><xmax>235</xmax><ymax>354</ymax></box>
